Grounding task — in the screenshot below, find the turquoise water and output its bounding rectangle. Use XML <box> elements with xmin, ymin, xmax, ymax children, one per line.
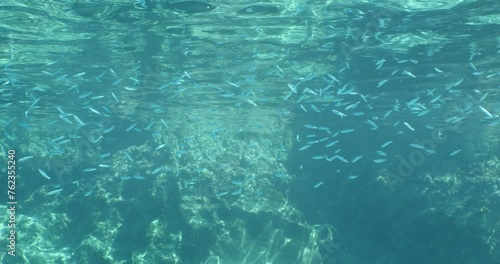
<box><xmin>1</xmin><ymin>0</ymin><xmax>499</xmax><ymax>263</ymax></box>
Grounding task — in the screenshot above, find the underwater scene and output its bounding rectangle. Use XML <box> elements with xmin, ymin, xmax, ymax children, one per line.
<box><xmin>1</xmin><ymin>0</ymin><xmax>500</xmax><ymax>263</ymax></box>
